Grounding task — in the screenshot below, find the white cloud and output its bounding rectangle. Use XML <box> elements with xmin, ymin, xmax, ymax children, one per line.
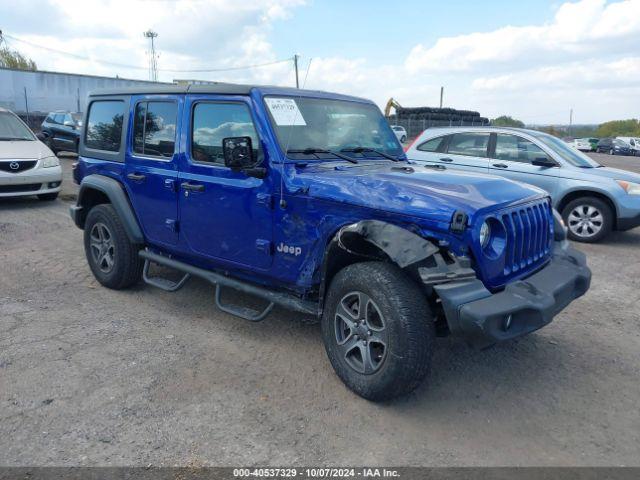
<box><xmin>405</xmin><ymin>0</ymin><xmax>640</xmax><ymax>74</ymax></box>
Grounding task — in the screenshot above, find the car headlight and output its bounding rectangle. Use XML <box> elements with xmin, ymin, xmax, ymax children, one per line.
<box><xmin>479</xmin><ymin>221</ymin><xmax>490</xmax><ymax>248</ymax></box>
<box><xmin>617</xmin><ymin>180</ymin><xmax>640</xmax><ymax>195</ymax></box>
<box><xmin>42</xmin><ymin>156</ymin><xmax>59</xmax><ymax>168</ymax></box>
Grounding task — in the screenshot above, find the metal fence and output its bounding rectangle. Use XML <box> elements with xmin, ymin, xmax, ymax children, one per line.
<box><xmin>386</xmin><ymin>114</ymin><xmax>490</xmax><ymax>139</ymax></box>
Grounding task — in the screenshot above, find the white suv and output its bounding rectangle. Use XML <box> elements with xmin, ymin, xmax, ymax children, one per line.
<box><xmin>0</xmin><ymin>108</ymin><xmax>62</xmax><ymax>200</ymax></box>
<box><xmin>390</xmin><ymin>125</ymin><xmax>407</xmax><ymax>143</ymax></box>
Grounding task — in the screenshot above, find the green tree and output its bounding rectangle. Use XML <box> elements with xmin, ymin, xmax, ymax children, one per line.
<box><xmin>491</xmin><ymin>116</ymin><xmax>525</xmax><ymax>128</ymax></box>
<box><xmin>0</xmin><ymin>47</ymin><xmax>37</xmax><ymax>71</ymax></box>
<box><xmin>596</xmin><ymin>119</ymin><xmax>640</xmax><ymax>138</ymax></box>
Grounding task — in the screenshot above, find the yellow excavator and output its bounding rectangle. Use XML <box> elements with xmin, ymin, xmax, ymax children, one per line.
<box><xmin>384</xmin><ymin>98</ymin><xmax>402</xmax><ymax>117</ymax></box>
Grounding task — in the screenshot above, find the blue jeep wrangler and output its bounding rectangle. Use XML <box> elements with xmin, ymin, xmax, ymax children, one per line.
<box><xmin>70</xmin><ymin>84</ymin><xmax>591</xmax><ymax>400</ymax></box>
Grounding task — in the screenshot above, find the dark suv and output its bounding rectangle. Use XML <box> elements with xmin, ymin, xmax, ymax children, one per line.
<box><xmin>69</xmin><ymin>84</ymin><xmax>591</xmax><ymax>400</ymax></box>
<box><xmin>41</xmin><ymin>111</ymin><xmax>83</xmax><ymax>154</ymax></box>
<box><xmin>596</xmin><ymin>138</ymin><xmax>631</xmax><ymax>155</ymax></box>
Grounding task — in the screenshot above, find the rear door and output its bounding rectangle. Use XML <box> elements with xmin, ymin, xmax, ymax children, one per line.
<box><xmin>487</xmin><ymin>132</ymin><xmax>560</xmax><ymax>198</ymax></box>
<box><xmin>123</xmin><ymin>96</ymin><xmax>181</xmax><ymax>247</ymax></box>
<box><xmin>177</xmin><ymin>95</ymin><xmax>273</xmax><ymax>270</ymax></box>
<box><xmin>440</xmin><ymin>132</ymin><xmax>490</xmax><ymax>173</ymax></box>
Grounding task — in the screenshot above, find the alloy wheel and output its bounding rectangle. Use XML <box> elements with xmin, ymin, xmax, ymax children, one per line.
<box><xmin>89</xmin><ymin>222</ymin><xmax>115</xmax><ymax>273</ymax></box>
<box><xmin>334</xmin><ymin>291</ymin><xmax>388</xmax><ymax>375</ymax></box>
<box><xmin>567</xmin><ymin>204</ymin><xmax>604</xmax><ymax>239</ymax></box>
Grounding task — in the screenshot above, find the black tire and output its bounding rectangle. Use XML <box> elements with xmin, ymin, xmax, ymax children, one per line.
<box><xmin>321</xmin><ymin>262</ymin><xmax>435</xmax><ymax>401</ymax></box>
<box><xmin>84</xmin><ymin>204</ymin><xmax>143</xmax><ymax>289</ymax></box>
<box><xmin>37</xmin><ymin>192</ymin><xmax>59</xmax><ymax>201</ymax></box>
<box><xmin>562</xmin><ymin>197</ymin><xmax>613</xmax><ymax>243</ymax></box>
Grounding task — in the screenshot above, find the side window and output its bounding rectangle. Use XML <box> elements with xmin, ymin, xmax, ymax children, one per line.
<box><xmin>417</xmin><ymin>135</ymin><xmax>447</xmax><ymax>152</ymax></box>
<box><xmin>191</xmin><ymin>102</ymin><xmax>259</xmax><ymax>165</ymax></box>
<box><xmin>53</xmin><ymin>114</ymin><xmax>64</xmax><ymax>124</ymax></box>
<box><xmin>446</xmin><ymin>132</ymin><xmax>490</xmax><ymax>157</ymax></box>
<box><xmin>495</xmin><ymin>134</ymin><xmax>551</xmax><ymax>163</ymax></box>
<box><xmin>85</xmin><ymin>100</ymin><xmax>125</xmax><ymax>152</ymax></box>
<box><xmin>133</xmin><ymin>101</ymin><xmax>178</xmax><ymax>158</ymax></box>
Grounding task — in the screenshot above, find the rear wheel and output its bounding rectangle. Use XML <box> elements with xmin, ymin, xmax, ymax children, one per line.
<box><xmin>84</xmin><ymin>204</ymin><xmax>143</xmax><ymax>289</ymax></box>
<box><xmin>321</xmin><ymin>262</ymin><xmax>435</xmax><ymax>401</ymax></box>
<box><xmin>562</xmin><ymin>197</ymin><xmax>613</xmax><ymax>243</ymax></box>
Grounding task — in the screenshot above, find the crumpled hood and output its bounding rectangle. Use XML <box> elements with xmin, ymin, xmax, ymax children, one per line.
<box><xmin>0</xmin><ymin>140</ymin><xmax>54</xmax><ymax>160</ymax></box>
<box><xmin>294</xmin><ymin>162</ymin><xmax>546</xmax><ymax>225</ymax></box>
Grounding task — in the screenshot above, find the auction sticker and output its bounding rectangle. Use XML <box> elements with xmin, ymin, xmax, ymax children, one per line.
<box><xmin>265</xmin><ymin>97</ymin><xmax>307</xmax><ymax>126</ymax></box>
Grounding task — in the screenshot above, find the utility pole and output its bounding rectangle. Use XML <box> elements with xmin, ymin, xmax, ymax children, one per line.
<box><xmin>143</xmin><ymin>30</ymin><xmax>159</xmax><ymax>82</ymax></box>
<box><xmin>294</xmin><ymin>54</ymin><xmax>300</xmax><ymax>89</ymax></box>
<box><xmin>439</xmin><ymin>86</ymin><xmax>444</xmax><ymax>108</ymax></box>
<box><xmin>569</xmin><ymin>108</ymin><xmax>573</xmax><ymax>137</ymax></box>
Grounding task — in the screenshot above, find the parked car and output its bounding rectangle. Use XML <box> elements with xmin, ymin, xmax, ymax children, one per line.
<box><xmin>596</xmin><ymin>138</ymin><xmax>632</xmax><ymax>155</ymax></box>
<box><xmin>41</xmin><ymin>111</ymin><xmax>83</xmax><ymax>154</ymax></box>
<box><xmin>0</xmin><ymin>107</ymin><xmax>62</xmax><ymax>201</ymax></box>
<box><xmin>390</xmin><ymin>125</ymin><xmax>407</xmax><ymax>143</ymax></box>
<box><xmin>588</xmin><ymin>138</ymin><xmax>599</xmax><ymax>151</ymax></box>
<box><xmin>407</xmin><ymin>126</ymin><xmax>640</xmax><ymax>242</ymax></box>
<box><xmin>69</xmin><ymin>85</ymin><xmax>591</xmax><ymax>401</ymax></box>
<box><xmin>616</xmin><ymin>137</ymin><xmax>640</xmax><ymax>156</ymax></box>
<box><xmin>573</xmin><ymin>138</ymin><xmax>592</xmax><ymax>151</ymax></box>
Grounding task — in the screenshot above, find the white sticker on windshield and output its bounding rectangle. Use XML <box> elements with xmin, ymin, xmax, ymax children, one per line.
<box><xmin>265</xmin><ymin>98</ymin><xmax>307</xmax><ymax>126</ymax></box>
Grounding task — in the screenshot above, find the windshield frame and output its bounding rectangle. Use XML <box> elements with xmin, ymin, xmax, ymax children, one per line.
<box><xmin>262</xmin><ymin>94</ymin><xmax>405</xmax><ymax>163</ymax></box>
<box><xmin>0</xmin><ymin>111</ymin><xmax>36</xmax><ymax>141</ymax></box>
<box><xmin>530</xmin><ymin>131</ymin><xmax>600</xmax><ymax>168</ymax></box>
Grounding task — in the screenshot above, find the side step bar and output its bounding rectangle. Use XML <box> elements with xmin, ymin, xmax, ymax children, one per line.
<box><xmin>139</xmin><ymin>250</ymin><xmax>317</xmax><ymax>321</ymax></box>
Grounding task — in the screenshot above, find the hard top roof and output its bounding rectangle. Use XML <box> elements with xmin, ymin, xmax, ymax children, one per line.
<box><xmin>88</xmin><ymin>82</ymin><xmax>371</xmax><ymax>103</ymax></box>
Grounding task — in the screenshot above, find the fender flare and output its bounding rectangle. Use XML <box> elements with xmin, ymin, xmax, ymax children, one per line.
<box><xmin>71</xmin><ymin>174</ymin><xmax>144</xmax><ymax>244</ymax></box>
<box><xmin>316</xmin><ymin>220</ymin><xmax>440</xmax><ymax>317</ymax></box>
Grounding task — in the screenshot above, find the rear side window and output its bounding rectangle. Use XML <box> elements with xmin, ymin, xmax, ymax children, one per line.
<box><xmin>133</xmin><ymin>101</ymin><xmax>178</xmax><ymax>158</ymax></box>
<box><xmin>85</xmin><ymin>100</ymin><xmax>125</xmax><ymax>152</ymax></box>
<box><xmin>191</xmin><ymin>102</ymin><xmax>259</xmax><ymax>165</ymax></box>
<box><xmin>494</xmin><ymin>134</ymin><xmax>551</xmax><ymax>163</ymax></box>
<box><xmin>446</xmin><ymin>132</ymin><xmax>490</xmax><ymax>157</ymax></box>
<box><xmin>417</xmin><ymin>135</ymin><xmax>447</xmax><ymax>152</ymax></box>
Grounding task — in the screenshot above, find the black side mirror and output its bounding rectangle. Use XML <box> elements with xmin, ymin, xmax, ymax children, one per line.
<box><xmin>223</xmin><ymin>136</ymin><xmax>256</xmax><ymax>170</ymax></box>
<box><xmin>532</xmin><ymin>157</ymin><xmax>558</xmax><ymax>168</ymax></box>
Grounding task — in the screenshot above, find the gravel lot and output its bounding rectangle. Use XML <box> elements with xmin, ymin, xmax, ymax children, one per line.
<box><xmin>1</xmin><ymin>152</ymin><xmax>639</xmax><ymax>467</ymax></box>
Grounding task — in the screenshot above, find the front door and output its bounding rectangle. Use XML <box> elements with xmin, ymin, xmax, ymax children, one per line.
<box><xmin>178</xmin><ymin>96</ymin><xmax>273</xmax><ymax>270</ymax></box>
<box><xmin>487</xmin><ymin>133</ymin><xmax>560</xmax><ymax>199</ymax></box>
<box><xmin>123</xmin><ymin>97</ymin><xmax>181</xmax><ymax>247</ymax></box>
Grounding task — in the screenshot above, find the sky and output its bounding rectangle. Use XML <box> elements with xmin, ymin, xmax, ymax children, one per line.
<box><xmin>1</xmin><ymin>0</ymin><xmax>639</xmax><ymax>124</ymax></box>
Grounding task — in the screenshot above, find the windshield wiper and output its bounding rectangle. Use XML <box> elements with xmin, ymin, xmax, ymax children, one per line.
<box><xmin>340</xmin><ymin>147</ymin><xmax>400</xmax><ymax>162</ymax></box>
<box><xmin>287</xmin><ymin>148</ymin><xmax>358</xmax><ymax>164</ymax></box>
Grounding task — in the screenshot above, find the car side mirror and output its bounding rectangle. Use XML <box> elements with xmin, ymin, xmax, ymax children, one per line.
<box><xmin>532</xmin><ymin>157</ymin><xmax>558</xmax><ymax>168</ymax></box>
<box><xmin>222</xmin><ymin>136</ymin><xmax>266</xmax><ymax>178</ymax></box>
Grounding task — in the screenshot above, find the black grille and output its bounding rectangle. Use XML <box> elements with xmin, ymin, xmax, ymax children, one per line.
<box><xmin>0</xmin><ymin>183</ymin><xmax>42</xmax><ymax>193</ymax></box>
<box><xmin>501</xmin><ymin>199</ymin><xmax>552</xmax><ymax>275</ymax></box>
<box><xmin>0</xmin><ymin>160</ymin><xmax>38</xmax><ymax>173</ymax></box>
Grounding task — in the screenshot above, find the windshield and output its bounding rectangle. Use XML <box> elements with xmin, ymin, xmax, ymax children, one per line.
<box><xmin>532</xmin><ymin>131</ymin><xmax>600</xmax><ymax>168</ymax></box>
<box><xmin>264</xmin><ymin>96</ymin><xmax>403</xmax><ymax>160</ymax></box>
<box><xmin>0</xmin><ymin>111</ymin><xmax>35</xmax><ymax>141</ymax></box>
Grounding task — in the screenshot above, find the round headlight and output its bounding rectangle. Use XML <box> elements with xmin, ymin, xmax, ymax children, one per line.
<box><xmin>480</xmin><ymin>221</ymin><xmax>491</xmax><ymax>248</ymax></box>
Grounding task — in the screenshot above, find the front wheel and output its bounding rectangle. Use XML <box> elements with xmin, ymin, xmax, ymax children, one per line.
<box><xmin>84</xmin><ymin>204</ymin><xmax>143</xmax><ymax>289</ymax></box>
<box><xmin>562</xmin><ymin>197</ymin><xmax>613</xmax><ymax>243</ymax></box>
<box><xmin>321</xmin><ymin>262</ymin><xmax>435</xmax><ymax>401</ymax></box>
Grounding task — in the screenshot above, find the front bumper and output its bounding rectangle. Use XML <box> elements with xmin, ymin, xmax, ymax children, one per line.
<box><xmin>0</xmin><ymin>166</ymin><xmax>62</xmax><ymax>198</ymax></box>
<box><xmin>434</xmin><ymin>241</ymin><xmax>591</xmax><ymax>349</ymax></box>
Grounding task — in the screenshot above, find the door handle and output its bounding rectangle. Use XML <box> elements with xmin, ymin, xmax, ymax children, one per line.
<box><xmin>127</xmin><ymin>173</ymin><xmax>146</xmax><ymax>181</ymax></box>
<box><xmin>492</xmin><ymin>163</ymin><xmax>508</xmax><ymax>169</ymax></box>
<box><xmin>180</xmin><ymin>182</ymin><xmax>204</xmax><ymax>192</ymax></box>
<box><xmin>439</xmin><ymin>157</ymin><xmax>453</xmax><ymax>162</ymax></box>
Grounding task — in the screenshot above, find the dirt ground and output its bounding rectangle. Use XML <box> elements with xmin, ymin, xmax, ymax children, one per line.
<box><xmin>0</xmin><ymin>153</ymin><xmax>639</xmax><ymax>467</ymax></box>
